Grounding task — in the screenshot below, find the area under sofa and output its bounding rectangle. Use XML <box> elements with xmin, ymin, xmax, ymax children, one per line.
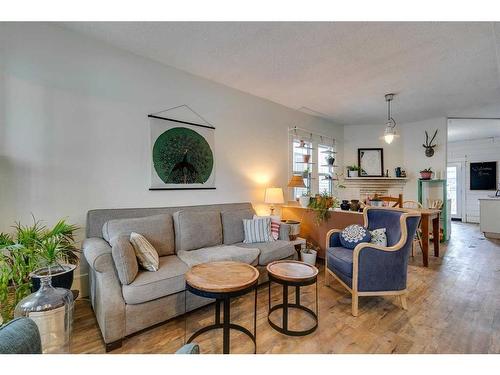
<box><xmin>82</xmin><ymin>202</ymin><xmax>297</xmax><ymax>351</ymax></box>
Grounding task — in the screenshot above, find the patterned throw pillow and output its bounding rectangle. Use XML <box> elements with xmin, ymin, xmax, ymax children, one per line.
<box><xmin>340</xmin><ymin>224</ymin><xmax>371</xmax><ymax>249</ymax></box>
<box><xmin>254</xmin><ymin>215</ymin><xmax>281</xmax><ymax>240</ymax></box>
<box><xmin>129</xmin><ymin>232</ymin><xmax>160</xmax><ymax>271</ymax></box>
<box><xmin>243</xmin><ymin>217</ymin><xmax>273</xmax><ymax>243</ymax></box>
<box><xmin>370</xmin><ymin>228</ymin><xmax>387</xmax><ymax>247</ymax></box>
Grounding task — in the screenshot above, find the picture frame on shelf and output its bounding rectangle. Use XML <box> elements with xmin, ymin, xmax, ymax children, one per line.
<box><xmin>358</xmin><ymin>148</ymin><xmax>384</xmax><ymax>177</ymax></box>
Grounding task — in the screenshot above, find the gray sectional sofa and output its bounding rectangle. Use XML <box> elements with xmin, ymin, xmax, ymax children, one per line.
<box><xmin>82</xmin><ymin>202</ymin><xmax>297</xmax><ymax>351</ymax></box>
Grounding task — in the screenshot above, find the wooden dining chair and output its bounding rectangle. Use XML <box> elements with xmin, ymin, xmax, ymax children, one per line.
<box><xmin>402</xmin><ymin>200</ymin><xmax>423</xmax><ymax>257</ymax></box>
<box><xmin>375</xmin><ymin>194</ymin><xmax>403</xmax><ymax>208</ymax></box>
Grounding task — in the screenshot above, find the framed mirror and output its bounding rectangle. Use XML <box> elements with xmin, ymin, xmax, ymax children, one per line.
<box><xmin>358</xmin><ymin>148</ymin><xmax>384</xmax><ymax>177</ymax></box>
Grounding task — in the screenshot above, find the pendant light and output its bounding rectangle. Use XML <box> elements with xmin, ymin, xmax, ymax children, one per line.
<box><xmin>382</xmin><ymin>93</ymin><xmax>399</xmax><ymax>144</ymax></box>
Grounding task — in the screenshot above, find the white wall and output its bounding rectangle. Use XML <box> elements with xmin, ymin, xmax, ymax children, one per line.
<box><xmin>448</xmin><ymin>137</ymin><xmax>500</xmax><ymax>223</ymax></box>
<box><xmin>342</xmin><ymin>118</ymin><xmax>447</xmax><ymax>201</ymax></box>
<box><xmin>0</xmin><ymin>23</ymin><xmax>343</xmax><ymax>294</ymax></box>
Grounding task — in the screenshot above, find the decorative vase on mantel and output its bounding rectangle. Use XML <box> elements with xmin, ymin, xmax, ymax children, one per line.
<box><xmin>340</xmin><ymin>200</ymin><xmax>350</xmax><ymax>211</ymax></box>
<box><xmin>14</xmin><ymin>274</ymin><xmax>74</xmax><ymax>353</ymax></box>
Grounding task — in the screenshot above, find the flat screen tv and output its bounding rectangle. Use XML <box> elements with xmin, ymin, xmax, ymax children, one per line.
<box><xmin>470</xmin><ymin>162</ymin><xmax>497</xmax><ymax>190</ymax></box>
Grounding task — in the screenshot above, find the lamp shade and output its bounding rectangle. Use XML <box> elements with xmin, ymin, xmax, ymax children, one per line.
<box><xmin>264</xmin><ymin>187</ymin><xmax>285</xmax><ymax>204</ymax></box>
<box><xmin>287</xmin><ymin>175</ymin><xmax>306</xmax><ymax>188</ymax></box>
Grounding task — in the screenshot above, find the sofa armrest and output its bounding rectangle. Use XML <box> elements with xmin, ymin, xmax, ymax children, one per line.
<box><xmin>82</xmin><ymin>237</ymin><xmax>126</xmax><ymax>345</ymax></box>
<box><xmin>83</xmin><ymin>237</ymin><xmax>114</xmax><ymax>273</ymax></box>
<box><xmin>279</xmin><ymin>223</ymin><xmax>291</xmax><ymax>240</ymax></box>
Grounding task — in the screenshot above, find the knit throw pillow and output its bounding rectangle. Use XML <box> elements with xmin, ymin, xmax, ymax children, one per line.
<box><xmin>129</xmin><ymin>232</ymin><xmax>159</xmax><ymax>271</ymax></box>
<box><xmin>253</xmin><ymin>215</ymin><xmax>281</xmax><ymax>240</ymax></box>
<box><xmin>243</xmin><ymin>217</ymin><xmax>273</xmax><ymax>243</ymax></box>
<box><xmin>340</xmin><ymin>224</ymin><xmax>371</xmax><ymax>249</ymax></box>
<box><xmin>370</xmin><ymin>228</ymin><xmax>387</xmax><ymax>247</ymax></box>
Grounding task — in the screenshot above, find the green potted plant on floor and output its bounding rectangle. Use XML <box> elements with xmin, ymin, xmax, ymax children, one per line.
<box><xmin>301</xmin><ymin>241</ymin><xmax>320</xmax><ymax>265</ymax></box>
<box><xmin>0</xmin><ymin>218</ymin><xmax>79</xmax><ymax>323</ymax></box>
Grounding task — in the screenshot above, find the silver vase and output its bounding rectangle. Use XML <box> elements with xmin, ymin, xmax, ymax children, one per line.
<box><xmin>14</xmin><ymin>275</ymin><xmax>74</xmax><ymax>353</ymax></box>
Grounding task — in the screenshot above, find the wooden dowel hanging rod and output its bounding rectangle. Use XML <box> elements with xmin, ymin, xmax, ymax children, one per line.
<box><xmin>288</xmin><ymin>126</ymin><xmax>336</xmax><ymax>142</ymax></box>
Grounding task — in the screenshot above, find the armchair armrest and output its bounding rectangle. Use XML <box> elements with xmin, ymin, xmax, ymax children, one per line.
<box><xmin>279</xmin><ymin>222</ymin><xmax>291</xmax><ymax>241</ymax></box>
<box><xmin>325</xmin><ymin>229</ymin><xmax>342</xmax><ymax>248</ymax></box>
<box><xmin>83</xmin><ymin>237</ymin><xmax>114</xmax><ymax>274</ymax></box>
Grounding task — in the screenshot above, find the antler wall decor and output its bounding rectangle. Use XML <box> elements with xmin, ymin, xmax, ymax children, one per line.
<box><xmin>423</xmin><ymin>129</ymin><xmax>438</xmax><ymax>157</ymax></box>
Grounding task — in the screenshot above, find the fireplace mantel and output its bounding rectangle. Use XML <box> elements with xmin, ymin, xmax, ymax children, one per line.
<box><xmin>342</xmin><ymin>177</ymin><xmax>409</xmax><ymax>198</ymax></box>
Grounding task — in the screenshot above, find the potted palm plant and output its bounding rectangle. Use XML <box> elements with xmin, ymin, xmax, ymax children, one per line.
<box><xmin>0</xmin><ymin>218</ymin><xmax>79</xmax><ymax>323</ymax></box>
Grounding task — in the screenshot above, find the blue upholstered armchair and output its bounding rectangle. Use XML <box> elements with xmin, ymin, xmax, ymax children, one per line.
<box><xmin>325</xmin><ymin>207</ymin><xmax>421</xmax><ymax>316</ymax></box>
<box><xmin>0</xmin><ymin>318</ymin><xmax>42</xmax><ymax>354</ymax></box>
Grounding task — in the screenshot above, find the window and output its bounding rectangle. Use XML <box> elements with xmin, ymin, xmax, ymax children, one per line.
<box><xmin>318</xmin><ymin>144</ymin><xmax>334</xmax><ymax>195</ymax></box>
<box><xmin>289</xmin><ymin>131</ymin><xmax>336</xmax><ymax>200</ymax></box>
<box><xmin>292</xmin><ymin>139</ymin><xmax>312</xmax><ymax>199</ymax></box>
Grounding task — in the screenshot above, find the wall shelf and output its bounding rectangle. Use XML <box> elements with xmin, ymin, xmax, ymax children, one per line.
<box><xmin>344</xmin><ymin>177</ymin><xmax>408</xmax><ymax>181</ymax></box>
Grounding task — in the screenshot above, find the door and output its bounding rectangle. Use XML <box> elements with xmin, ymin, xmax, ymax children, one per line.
<box><xmin>447</xmin><ymin>162</ymin><xmax>463</xmax><ymax>220</ymax></box>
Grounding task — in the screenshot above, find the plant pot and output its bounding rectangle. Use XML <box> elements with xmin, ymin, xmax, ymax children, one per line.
<box><xmin>350</xmin><ymin>199</ymin><xmax>360</xmax><ymax>211</ymax></box>
<box><xmin>348</xmin><ymin>170</ymin><xmax>358</xmax><ymax>178</ymax></box>
<box><xmin>420</xmin><ymin>171</ymin><xmax>433</xmax><ymax>180</ymax></box>
<box><xmin>302</xmin><ymin>154</ymin><xmax>311</xmax><ymax>163</ymax></box>
<box><xmin>301</xmin><ymin>249</ymin><xmax>317</xmax><ymax>265</ymax></box>
<box><xmin>299</xmin><ymin>196</ymin><xmax>310</xmax><ymax>208</ymax></box>
<box><xmin>302</xmin><ymin>171</ymin><xmax>309</xmax><ymax>178</ymax></box>
<box><xmin>370</xmin><ymin>200</ymin><xmax>384</xmax><ymax>207</ymax></box>
<box><xmin>327</xmin><ymin>157</ymin><xmax>335</xmax><ymax>166</ymax></box>
<box><xmin>31</xmin><ymin>264</ymin><xmax>76</xmax><ymax>292</ymax></box>
<box><xmin>340</xmin><ymin>200</ymin><xmax>350</xmax><ymax>210</ymax></box>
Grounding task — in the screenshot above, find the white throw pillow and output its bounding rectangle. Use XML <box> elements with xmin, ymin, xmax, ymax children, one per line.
<box><xmin>243</xmin><ymin>217</ymin><xmax>273</xmax><ymax>243</ymax></box>
<box><xmin>253</xmin><ymin>215</ymin><xmax>281</xmax><ymax>240</ymax></box>
<box><xmin>370</xmin><ymin>228</ymin><xmax>388</xmax><ymax>247</ymax></box>
<box><xmin>129</xmin><ymin>232</ymin><xmax>160</xmax><ymax>271</ymax></box>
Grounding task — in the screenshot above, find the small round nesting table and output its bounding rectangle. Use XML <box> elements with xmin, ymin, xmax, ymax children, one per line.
<box><xmin>185</xmin><ymin>261</ymin><xmax>259</xmax><ymax>354</ymax></box>
<box><xmin>267</xmin><ymin>260</ymin><xmax>319</xmax><ymax>336</ymax></box>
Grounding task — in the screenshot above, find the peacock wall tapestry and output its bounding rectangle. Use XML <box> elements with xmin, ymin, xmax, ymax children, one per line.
<box><xmin>149</xmin><ymin>115</ymin><xmax>215</xmax><ymax>190</ymax></box>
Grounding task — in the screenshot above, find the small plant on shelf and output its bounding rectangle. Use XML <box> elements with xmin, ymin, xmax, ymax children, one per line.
<box><xmin>419</xmin><ymin>167</ymin><xmax>433</xmax><ymax>180</ymax></box>
<box><xmin>347</xmin><ymin>165</ymin><xmax>360</xmax><ymax>178</ymax></box>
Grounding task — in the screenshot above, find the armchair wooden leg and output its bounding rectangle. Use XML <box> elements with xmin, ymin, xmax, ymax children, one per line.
<box><xmin>400</xmin><ymin>294</ymin><xmax>408</xmax><ymax>310</ymax></box>
<box><xmin>351</xmin><ymin>293</ymin><xmax>359</xmax><ymax>316</ymax></box>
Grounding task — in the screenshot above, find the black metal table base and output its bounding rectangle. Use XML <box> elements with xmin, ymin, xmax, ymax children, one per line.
<box><xmin>186</xmin><ymin>283</ymin><xmax>257</xmax><ymax>354</ymax></box>
<box><xmin>268</xmin><ymin>277</ymin><xmax>318</xmax><ymax>336</ymax></box>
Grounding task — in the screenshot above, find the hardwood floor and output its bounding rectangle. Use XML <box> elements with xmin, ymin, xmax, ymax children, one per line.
<box><xmin>71</xmin><ymin>222</ymin><xmax>500</xmax><ymax>354</ymax></box>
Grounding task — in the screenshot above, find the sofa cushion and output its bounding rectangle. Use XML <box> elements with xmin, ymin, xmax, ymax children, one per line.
<box><xmin>235</xmin><ymin>240</ymin><xmax>295</xmax><ymax>265</ymax></box>
<box><xmin>243</xmin><ymin>217</ymin><xmax>273</xmax><ymax>243</ymax></box>
<box><xmin>221</xmin><ymin>209</ymin><xmax>255</xmax><ymax>245</ymax></box>
<box><xmin>326</xmin><ymin>246</ymin><xmax>353</xmax><ymax>277</ymax></box>
<box><xmin>103</xmin><ymin>214</ymin><xmax>175</xmax><ymax>256</ymax></box>
<box><xmin>111</xmin><ymin>234</ymin><xmax>139</xmax><ymax>285</ymax></box>
<box><xmin>173</xmin><ymin>210</ymin><xmax>222</xmax><ymax>252</ymax></box>
<box><xmin>122</xmin><ymin>255</ymin><xmax>189</xmax><ymax>305</ymax></box>
<box><xmin>130</xmin><ymin>232</ymin><xmax>159</xmax><ymax>272</ymax></box>
<box><xmin>177</xmin><ymin>245</ymin><xmax>259</xmax><ymax>268</ymax></box>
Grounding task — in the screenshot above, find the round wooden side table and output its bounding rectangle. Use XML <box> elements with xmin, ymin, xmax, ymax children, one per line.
<box><xmin>266</xmin><ymin>260</ymin><xmax>319</xmax><ymax>336</ymax></box>
<box><xmin>185</xmin><ymin>261</ymin><xmax>259</xmax><ymax>354</ymax></box>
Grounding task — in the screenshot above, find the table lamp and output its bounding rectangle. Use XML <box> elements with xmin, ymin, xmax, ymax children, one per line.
<box><xmin>264</xmin><ymin>187</ymin><xmax>285</xmax><ymax>215</ymax></box>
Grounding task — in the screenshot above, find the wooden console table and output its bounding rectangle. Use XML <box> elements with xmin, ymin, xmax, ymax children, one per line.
<box><xmin>282</xmin><ymin>206</ymin><xmax>363</xmax><ymax>259</ymax></box>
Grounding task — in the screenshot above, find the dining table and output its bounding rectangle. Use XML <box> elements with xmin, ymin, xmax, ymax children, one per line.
<box><xmin>412</xmin><ymin>208</ymin><xmax>441</xmax><ymax>267</ymax></box>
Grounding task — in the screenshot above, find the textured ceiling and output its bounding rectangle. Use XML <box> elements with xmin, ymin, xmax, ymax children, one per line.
<box><xmin>61</xmin><ymin>22</ymin><xmax>500</xmax><ymax>125</ymax></box>
<box><xmin>448</xmin><ymin>118</ymin><xmax>500</xmax><ymax>142</ymax></box>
